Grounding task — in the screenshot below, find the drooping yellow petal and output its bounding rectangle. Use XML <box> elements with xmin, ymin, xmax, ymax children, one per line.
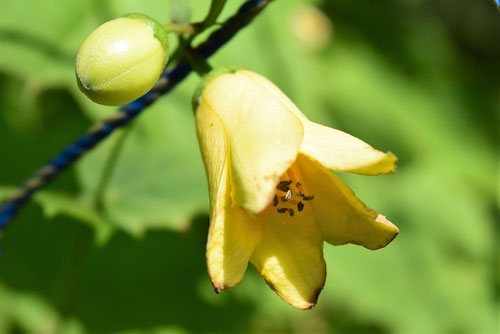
<box><xmin>206</xmin><ymin>169</ymin><xmax>263</xmax><ymax>290</ymax></box>
<box><xmin>297</xmin><ymin>154</ymin><xmax>399</xmax><ymax>250</ymax></box>
<box><xmin>300</xmin><ymin>121</ymin><xmax>397</xmax><ymax>175</ymax></box>
<box><xmin>200</xmin><ymin>70</ymin><xmax>304</xmax><ymax>214</ymax></box>
<box><xmin>241</xmin><ymin>71</ymin><xmax>309</xmax><ymax>121</ymax></box>
<box><xmin>196</xmin><ymin>101</ymin><xmax>262</xmax><ymax>290</ymax></box>
<box><xmin>250</xmin><ymin>164</ymin><xmax>326</xmax><ymax>309</ymax></box>
<box><xmin>242</xmin><ymin>70</ymin><xmax>396</xmax><ymax>176</ymax></box>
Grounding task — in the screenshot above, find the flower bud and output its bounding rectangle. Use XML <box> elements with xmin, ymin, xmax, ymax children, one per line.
<box><xmin>76</xmin><ymin>13</ymin><xmax>169</xmax><ymax>106</ymax></box>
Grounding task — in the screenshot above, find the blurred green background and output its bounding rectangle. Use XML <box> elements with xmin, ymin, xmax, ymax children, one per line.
<box><xmin>0</xmin><ymin>0</ymin><xmax>498</xmax><ymax>333</ymax></box>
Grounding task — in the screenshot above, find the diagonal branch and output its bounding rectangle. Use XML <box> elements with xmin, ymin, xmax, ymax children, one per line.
<box><xmin>0</xmin><ymin>0</ymin><xmax>273</xmax><ymax>232</ymax></box>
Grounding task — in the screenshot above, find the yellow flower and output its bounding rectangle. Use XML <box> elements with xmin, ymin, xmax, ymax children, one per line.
<box><xmin>193</xmin><ymin>68</ymin><xmax>399</xmax><ymax>310</ymax></box>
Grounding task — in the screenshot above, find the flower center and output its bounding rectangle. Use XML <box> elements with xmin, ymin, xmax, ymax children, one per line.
<box><xmin>272</xmin><ymin>178</ymin><xmax>314</xmax><ymax>217</ymax></box>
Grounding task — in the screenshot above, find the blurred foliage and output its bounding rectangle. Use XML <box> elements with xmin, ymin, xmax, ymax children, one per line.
<box><xmin>0</xmin><ymin>0</ymin><xmax>498</xmax><ymax>333</ymax></box>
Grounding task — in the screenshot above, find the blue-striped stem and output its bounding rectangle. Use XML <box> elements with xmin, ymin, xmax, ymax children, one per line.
<box><xmin>0</xmin><ymin>0</ymin><xmax>273</xmax><ymax>231</ymax></box>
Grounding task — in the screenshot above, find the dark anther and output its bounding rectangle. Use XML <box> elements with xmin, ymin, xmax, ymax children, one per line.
<box><xmin>277</xmin><ymin>185</ymin><xmax>289</xmax><ymax>192</ymax></box>
<box><xmin>277</xmin><ymin>180</ymin><xmax>293</xmax><ymax>192</ymax></box>
<box><xmin>303</xmin><ymin>195</ymin><xmax>315</xmax><ymax>201</ymax></box>
<box><xmin>297</xmin><ymin>201</ymin><xmax>304</xmax><ymax>212</ymax></box>
<box><xmin>273</xmin><ymin>195</ymin><xmax>278</xmax><ymax>206</ymax></box>
<box><xmin>280</xmin><ymin>180</ymin><xmax>293</xmax><ymax>186</ymax></box>
<box><xmin>288</xmin><ymin>208</ymin><xmax>295</xmax><ymax>217</ymax></box>
<box><xmin>277</xmin><ymin>208</ymin><xmax>288</xmax><ymax>213</ymax></box>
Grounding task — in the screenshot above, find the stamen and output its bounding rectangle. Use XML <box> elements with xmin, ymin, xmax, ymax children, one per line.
<box><xmin>281</xmin><ymin>190</ymin><xmax>292</xmax><ymax>202</ymax></box>
<box><xmin>274</xmin><ymin>177</ymin><xmax>313</xmax><ymax>217</ymax></box>
<box><xmin>277</xmin><ymin>180</ymin><xmax>292</xmax><ymax>192</ymax></box>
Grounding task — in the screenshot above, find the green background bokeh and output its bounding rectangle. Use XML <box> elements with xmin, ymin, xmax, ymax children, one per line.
<box><xmin>0</xmin><ymin>0</ymin><xmax>498</xmax><ymax>333</ymax></box>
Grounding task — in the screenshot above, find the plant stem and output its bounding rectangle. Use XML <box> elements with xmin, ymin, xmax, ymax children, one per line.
<box><xmin>93</xmin><ymin>125</ymin><xmax>132</xmax><ymax>213</ymax></box>
<box><xmin>185</xmin><ymin>0</ymin><xmax>227</xmax><ymax>46</ymax></box>
<box><xmin>175</xmin><ymin>1</ymin><xmax>227</xmax><ymax>77</ymax></box>
<box><xmin>201</xmin><ymin>0</ymin><xmax>228</xmax><ymax>30</ymax></box>
<box><xmin>163</xmin><ymin>23</ymin><xmax>196</xmax><ymax>35</ymax></box>
<box><xmin>184</xmin><ymin>48</ymin><xmax>213</xmax><ymax>76</ymax></box>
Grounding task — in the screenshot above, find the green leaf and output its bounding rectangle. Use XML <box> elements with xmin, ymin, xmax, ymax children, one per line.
<box><xmin>0</xmin><ymin>187</ymin><xmax>114</xmax><ymax>244</ymax></box>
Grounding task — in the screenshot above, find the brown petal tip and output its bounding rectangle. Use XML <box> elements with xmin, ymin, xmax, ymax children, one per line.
<box><xmin>374</xmin><ymin>214</ymin><xmax>399</xmax><ymax>248</ymax></box>
<box><xmin>212</xmin><ymin>281</ymin><xmax>226</xmax><ymax>294</ymax></box>
<box><xmin>209</xmin><ymin>277</ymin><xmax>244</xmax><ymax>294</ymax></box>
<box><xmin>375</xmin><ymin>214</ymin><xmax>398</xmax><ymax>230</ymax></box>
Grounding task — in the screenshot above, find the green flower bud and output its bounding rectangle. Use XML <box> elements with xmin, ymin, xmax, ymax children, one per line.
<box><xmin>76</xmin><ymin>13</ymin><xmax>169</xmax><ymax>106</ymax></box>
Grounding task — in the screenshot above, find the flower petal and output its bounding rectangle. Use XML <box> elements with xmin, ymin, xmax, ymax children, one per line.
<box><xmin>200</xmin><ymin>70</ymin><xmax>304</xmax><ymax>214</ymax></box>
<box><xmin>241</xmin><ymin>71</ymin><xmax>396</xmax><ymax>175</ymax></box>
<box><xmin>241</xmin><ymin>71</ymin><xmax>309</xmax><ymax>121</ymax></box>
<box><xmin>196</xmin><ymin>102</ymin><xmax>262</xmax><ymax>290</ymax></box>
<box><xmin>300</xmin><ymin>121</ymin><xmax>397</xmax><ymax>175</ymax></box>
<box><xmin>206</xmin><ymin>172</ymin><xmax>262</xmax><ymax>291</ymax></box>
<box><xmin>297</xmin><ymin>154</ymin><xmax>399</xmax><ymax>250</ymax></box>
<box><xmin>250</xmin><ymin>197</ymin><xmax>326</xmax><ymax>309</ymax></box>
